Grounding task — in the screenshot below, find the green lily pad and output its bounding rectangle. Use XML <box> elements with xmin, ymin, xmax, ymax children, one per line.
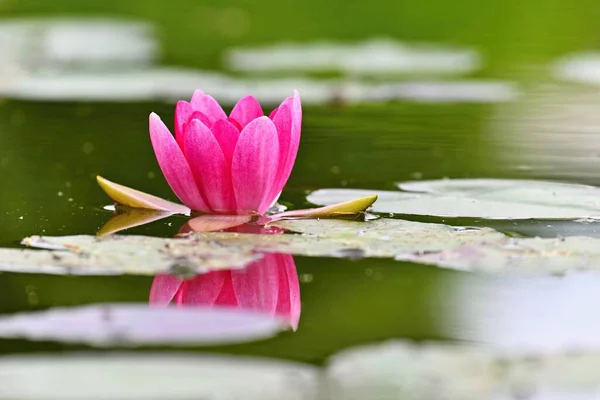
<box><xmin>0</xmin><ymin>303</ymin><xmax>287</xmax><ymax>346</ymax></box>
<box><xmin>326</xmin><ymin>341</ymin><xmax>600</xmax><ymax>400</ymax></box>
<box><xmin>0</xmin><ymin>353</ymin><xmax>317</xmax><ymax>400</ymax></box>
<box><xmin>9</xmin><ymin>234</ymin><xmax>261</xmax><ymax>275</ymax></box>
<box><xmin>6</xmin><ymin>218</ymin><xmax>600</xmax><ymax>276</ymax></box>
<box><xmin>308</xmin><ymin>178</ymin><xmax>600</xmax><ymax>219</ymax></box>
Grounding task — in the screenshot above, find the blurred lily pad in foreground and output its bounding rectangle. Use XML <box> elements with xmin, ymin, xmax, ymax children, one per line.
<box><xmin>0</xmin><ymin>303</ymin><xmax>287</xmax><ymax>346</ymax></box>
<box><xmin>0</xmin><ymin>353</ymin><xmax>317</xmax><ymax>400</ymax></box>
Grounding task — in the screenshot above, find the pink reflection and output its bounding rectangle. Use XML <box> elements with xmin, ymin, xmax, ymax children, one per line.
<box><xmin>149</xmin><ymin>222</ymin><xmax>301</xmax><ymax>330</ymax></box>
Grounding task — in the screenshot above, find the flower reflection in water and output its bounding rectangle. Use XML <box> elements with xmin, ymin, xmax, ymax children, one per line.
<box><xmin>149</xmin><ymin>220</ymin><xmax>301</xmax><ymax>330</ymax></box>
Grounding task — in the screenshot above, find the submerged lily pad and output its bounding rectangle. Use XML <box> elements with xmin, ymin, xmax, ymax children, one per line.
<box><xmin>0</xmin><ymin>353</ymin><xmax>317</xmax><ymax>400</ymax></box>
<box><xmin>0</xmin><ymin>303</ymin><xmax>286</xmax><ymax>346</ymax></box>
<box><xmin>308</xmin><ymin>178</ymin><xmax>600</xmax><ymax>219</ymax></box>
<box><xmin>7</xmin><ymin>218</ymin><xmax>600</xmax><ymax>276</ymax></box>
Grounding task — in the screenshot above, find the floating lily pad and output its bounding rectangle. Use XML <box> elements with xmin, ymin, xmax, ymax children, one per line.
<box><xmin>308</xmin><ymin>179</ymin><xmax>600</xmax><ymax>219</ymax></box>
<box><xmin>441</xmin><ymin>273</ymin><xmax>600</xmax><ymax>352</ymax></box>
<box><xmin>8</xmin><ymin>234</ymin><xmax>261</xmax><ymax>275</ymax></box>
<box><xmin>326</xmin><ymin>341</ymin><xmax>600</xmax><ymax>400</ymax></box>
<box><xmin>225</xmin><ymin>38</ymin><xmax>481</xmax><ymax>75</ymax></box>
<box><xmin>6</xmin><ymin>218</ymin><xmax>600</xmax><ymax>276</ymax></box>
<box><xmin>396</xmin><ymin>235</ymin><xmax>600</xmax><ymax>274</ymax></box>
<box><xmin>0</xmin><ymin>353</ymin><xmax>317</xmax><ymax>400</ymax></box>
<box><xmin>0</xmin><ymin>303</ymin><xmax>287</xmax><ymax>346</ymax></box>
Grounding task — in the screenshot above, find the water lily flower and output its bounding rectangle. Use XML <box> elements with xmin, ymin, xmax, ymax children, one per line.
<box><xmin>150</xmin><ymin>254</ymin><xmax>300</xmax><ymax>330</ymax></box>
<box><xmin>96</xmin><ymin>88</ymin><xmax>377</xmax><ymax>224</ymax></box>
<box><xmin>150</xmin><ymin>90</ymin><xmax>302</xmax><ymax>214</ymax></box>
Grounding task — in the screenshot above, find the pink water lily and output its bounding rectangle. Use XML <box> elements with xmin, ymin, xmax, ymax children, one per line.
<box><xmin>97</xmin><ymin>89</ymin><xmax>375</xmax><ymax>222</ymax></box>
<box><xmin>150</xmin><ymin>90</ymin><xmax>302</xmax><ymax>214</ymax></box>
<box><xmin>149</xmin><ymin>253</ymin><xmax>300</xmax><ymax>330</ymax></box>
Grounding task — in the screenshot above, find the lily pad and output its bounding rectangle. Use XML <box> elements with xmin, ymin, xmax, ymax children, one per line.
<box><xmin>9</xmin><ymin>234</ymin><xmax>261</xmax><ymax>275</ymax></box>
<box><xmin>7</xmin><ymin>218</ymin><xmax>600</xmax><ymax>276</ymax></box>
<box><xmin>396</xmin><ymin>235</ymin><xmax>600</xmax><ymax>274</ymax></box>
<box><xmin>442</xmin><ymin>273</ymin><xmax>600</xmax><ymax>352</ymax></box>
<box><xmin>308</xmin><ymin>178</ymin><xmax>600</xmax><ymax>219</ymax></box>
<box><xmin>0</xmin><ymin>303</ymin><xmax>287</xmax><ymax>346</ymax></box>
<box><xmin>326</xmin><ymin>341</ymin><xmax>600</xmax><ymax>400</ymax></box>
<box><xmin>0</xmin><ymin>353</ymin><xmax>317</xmax><ymax>400</ymax></box>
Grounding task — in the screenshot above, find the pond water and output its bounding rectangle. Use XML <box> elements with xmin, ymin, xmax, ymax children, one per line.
<box><xmin>0</xmin><ymin>100</ymin><xmax>476</xmax><ymax>358</ymax></box>
<box><xmin>2</xmin><ymin>1</ymin><xmax>600</xmax><ymax>398</ymax></box>
<box><xmin>2</xmin><ymin>95</ymin><xmax>600</xmax><ymax>359</ymax></box>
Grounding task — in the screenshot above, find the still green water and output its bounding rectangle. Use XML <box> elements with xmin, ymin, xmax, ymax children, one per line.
<box><xmin>1</xmin><ymin>97</ymin><xmax>599</xmax><ymax>364</ymax></box>
<box><xmin>0</xmin><ymin>100</ymin><xmax>472</xmax><ymax>362</ymax></box>
<box><xmin>1</xmin><ymin>0</ymin><xmax>600</xmax><ymax>368</ymax></box>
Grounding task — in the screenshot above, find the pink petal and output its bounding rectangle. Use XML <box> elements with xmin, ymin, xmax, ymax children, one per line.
<box><xmin>231</xmin><ymin>116</ymin><xmax>279</xmax><ymax>214</ymax></box>
<box><xmin>190</xmin><ymin>111</ymin><xmax>212</xmax><ymax>127</ymax></box>
<box><xmin>274</xmin><ymin>254</ymin><xmax>301</xmax><ymax>330</ymax></box>
<box><xmin>229</xmin><ymin>95</ymin><xmax>264</xmax><ymax>128</ymax></box>
<box><xmin>190</xmin><ymin>89</ymin><xmax>227</xmax><ymax>122</ymax></box>
<box><xmin>184</xmin><ymin>119</ymin><xmax>236</xmax><ymax>213</ymax></box>
<box><xmin>181</xmin><ymin>214</ymin><xmax>252</xmax><ymax>233</ymax></box>
<box><xmin>213</xmin><ymin>273</ymin><xmax>239</xmax><ymax>306</ymax></box>
<box><xmin>228</xmin><ymin>223</ymin><xmax>283</xmax><ymax>235</ymax></box>
<box><xmin>260</xmin><ymin>102</ymin><xmax>291</xmax><ymax>210</ymax></box>
<box><xmin>262</xmin><ymin>91</ymin><xmax>302</xmax><ymax>209</ymax></box>
<box><xmin>210</xmin><ymin>119</ymin><xmax>240</xmax><ymax>164</ymax></box>
<box><xmin>282</xmin><ymin>91</ymin><xmax>303</xmax><ymax>176</ymax></box>
<box><xmin>180</xmin><ymin>111</ymin><xmax>213</xmax><ymax>153</ymax></box>
<box><xmin>149</xmin><ymin>113</ymin><xmax>210</xmax><ymax>212</ymax></box>
<box><xmin>227</xmin><ymin>117</ymin><xmax>243</xmax><ymax>131</ymax></box>
<box><xmin>231</xmin><ymin>256</ymin><xmax>279</xmax><ymax>314</ymax></box>
<box><xmin>268</xmin><ymin>107</ymin><xmax>279</xmax><ymax>120</ymax></box>
<box><xmin>149</xmin><ymin>274</ymin><xmax>184</xmax><ymax>306</ymax></box>
<box><xmin>180</xmin><ymin>272</ymin><xmax>228</xmax><ymax>306</ymax></box>
<box><xmin>174</xmin><ymin>101</ymin><xmax>192</xmax><ymax>150</ymax></box>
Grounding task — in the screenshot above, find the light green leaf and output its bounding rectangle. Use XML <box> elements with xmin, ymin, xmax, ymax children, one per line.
<box><xmin>270</xmin><ymin>195</ymin><xmax>377</xmax><ymax>220</ymax></box>
<box><xmin>97</xmin><ymin>175</ymin><xmax>190</xmax><ymax>214</ymax></box>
